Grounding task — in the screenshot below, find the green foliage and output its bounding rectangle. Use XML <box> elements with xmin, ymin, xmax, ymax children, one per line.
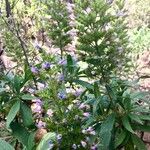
<box><xmin>82</xmin><ymin>78</ymin><xmax>150</xmax><ymax>149</ymax></box>
<box><xmin>0</xmin><ymin>139</ymin><xmax>14</xmax><ymax>150</ymax></box>
<box><xmin>0</xmin><ymin>71</ymin><xmax>35</xmax><ymax>148</ymax></box>
<box><xmin>6</xmin><ymin>100</ymin><xmax>20</xmax><ymax>128</ymax></box>
<box><xmin>44</xmin><ymin>0</ymin><xmax>72</xmax><ymax>54</ymax></box>
<box><xmin>75</xmin><ymin>0</ymin><xmax>130</xmax><ymax>78</ymax></box>
<box><xmin>0</xmin><ymin>0</ymin><xmax>149</xmax><ymax>149</ymax></box>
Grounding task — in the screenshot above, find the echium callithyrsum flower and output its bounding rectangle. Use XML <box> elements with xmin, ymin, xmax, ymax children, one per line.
<box><xmin>81</xmin><ymin>141</ymin><xmax>87</xmax><ymax>148</ymax></box>
<box><xmin>57</xmin><ymin>91</ymin><xmax>67</xmax><ymax>100</ymax></box>
<box><xmin>83</xmin><ymin>112</ymin><xmax>90</xmax><ymax>117</ymax></box>
<box><xmin>47</xmin><ymin>109</ymin><xmax>54</xmax><ymax>117</ymax></box>
<box><xmin>31</xmin><ymin>66</ymin><xmax>39</xmax><ymax>74</ymax></box>
<box><xmin>57</xmin><ymin>73</ymin><xmax>64</xmax><ymax>82</ymax></box>
<box><xmin>58</xmin><ymin>59</ymin><xmax>67</xmax><ymax>65</ymax></box>
<box><xmin>42</xmin><ymin>62</ymin><xmax>51</xmax><ymax>70</ymax></box>
<box><xmin>31</xmin><ymin>99</ymin><xmax>43</xmax><ymax>113</ymax></box>
<box><xmin>36</xmin><ymin>120</ymin><xmax>46</xmax><ymax>128</ymax></box>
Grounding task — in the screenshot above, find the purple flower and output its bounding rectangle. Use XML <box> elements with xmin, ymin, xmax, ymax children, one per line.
<box><xmin>58</xmin><ymin>73</ymin><xmax>64</xmax><ymax>81</ymax></box>
<box><xmin>32</xmin><ymin>99</ymin><xmax>43</xmax><ymax>105</ymax></box>
<box><xmin>79</xmin><ymin>103</ymin><xmax>86</xmax><ymax>109</ymax></box>
<box><xmin>47</xmin><ymin>109</ymin><xmax>54</xmax><ymax>117</ymax></box>
<box><xmin>91</xmin><ymin>144</ymin><xmax>98</xmax><ymax>150</ymax></box>
<box><xmin>81</xmin><ymin>141</ymin><xmax>87</xmax><ymax>147</ymax></box>
<box><xmin>57</xmin><ymin>92</ymin><xmax>67</xmax><ymax>100</ymax></box>
<box><xmin>36</xmin><ymin>120</ymin><xmax>46</xmax><ymax>128</ymax></box>
<box><xmin>42</xmin><ymin>62</ymin><xmax>51</xmax><ymax>70</ymax></box>
<box><xmin>31</xmin><ymin>66</ymin><xmax>39</xmax><ymax>74</ymax></box>
<box><xmin>87</xmin><ymin>127</ymin><xmax>96</xmax><ymax>135</ymax></box>
<box><xmin>58</xmin><ymin>59</ymin><xmax>67</xmax><ymax>65</ymax></box>
<box><xmin>116</xmin><ymin>11</ymin><xmax>126</xmax><ymax>17</ymax></box>
<box><xmin>87</xmin><ymin>127</ymin><xmax>93</xmax><ymax>132</ymax></box>
<box><xmin>106</xmin><ymin>0</ymin><xmax>113</xmax><ymax>4</ymax></box>
<box><xmin>74</xmin><ymin>88</ymin><xmax>83</xmax><ymax>97</ymax></box>
<box><xmin>31</xmin><ymin>99</ymin><xmax>43</xmax><ymax>113</ymax></box>
<box><xmin>83</xmin><ymin>112</ymin><xmax>90</xmax><ymax>117</ymax></box>
<box><xmin>90</xmin><ymin>131</ymin><xmax>96</xmax><ymax>135</ymax></box>
<box><xmin>35</xmin><ymin>44</ymin><xmax>43</xmax><ymax>53</ymax></box>
<box><xmin>31</xmin><ymin>102</ymin><xmax>42</xmax><ymax>113</ymax></box>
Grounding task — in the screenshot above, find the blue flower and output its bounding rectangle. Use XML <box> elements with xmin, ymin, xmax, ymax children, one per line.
<box><xmin>42</xmin><ymin>62</ymin><xmax>51</xmax><ymax>70</ymax></box>
<box><xmin>48</xmin><ymin>140</ymin><xmax>54</xmax><ymax>149</ymax></box>
<box><xmin>57</xmin><ymin>92</ymin><xmax>67</xmax><ymax>100</ymax></box>
<box><xmin>57</xmin><ymin>134</ymin><xmax>62</xmax><ymax>143</ymax></box>
<box><xmin>58</xmin><ymin>59</ymin><xmax>67</xmax><ymax>65</ymax></box>
<box><xmin>35</xmin><ymin>44</ymin><xmax>43</xmax><ymax>53</ymax></box>
<box><xmin>58</xmin><ymin>73</ymin><xmax>64</xmax><ymax>82</ymax></box>
<box><xmin>31</xmin><ymin>66</ymin><xmax>39</xmax><ymax>74</ymax></box>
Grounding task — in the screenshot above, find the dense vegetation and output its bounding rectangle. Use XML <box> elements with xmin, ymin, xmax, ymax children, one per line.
<box><xmin>0</xmin><ymin>0</ymin><xmax>149</xmax><ymax>150</ymax></box>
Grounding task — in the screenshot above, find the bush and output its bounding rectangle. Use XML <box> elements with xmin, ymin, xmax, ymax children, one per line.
<box><xmin>0</xmin><ymin>0</ymin><xmax>149</xmax><ymax>149</ymax></box>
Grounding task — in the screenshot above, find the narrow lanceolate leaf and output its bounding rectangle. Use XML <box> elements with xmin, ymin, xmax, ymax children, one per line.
<box><xmin>94</xmin><ymin>82</ymin><xmax>100</xmax><ymax>98</ymax></box>
<box><xmin>20</xmin><ymin>102</ymin><xmax>33</xmax><ymax>127</ymax></box>
<box><xmin>139</xmin><ymin>115</ymin><xmax>150</xmax><ymax>121</ymax></box>
<box><xmin>73</xmin><ymin>79</ymin><xmax>93</xmax><ymax>90</ymax></box>
<box><xmin>129</xmin><ymin>114</ymin><xmax>143</xmax><ymax>124</ymax></box>
<box><xmin>99</xmin><ymin>113</ymin><xmax>115</xmax><ymax>150</ymax></box>
<box><xmin>131</xmin><ymin>134</ymin><xmax>147</xmax><ymax>150</ymax></box>
<box><xmin>21</xmin><ymin>94</ymin><xmax>35</xmax><ymax>100</ymax></box>
<box><xmin>0</xmin><ymin>139</ymin><xmax>14</xmax><ymax>150</ymax></box>
<box><xmin>6</xmin><ymin>101</ymin><xmax>20</xmax><ymax>128</ymax></box>
<box><xmin>115</xmin><ymin>130</ymin><xmax>126</xmax><ymax>148</ymax></box>
<box><xmin>67</xmin><ymin>54</ymin><xmax>74</xmax><ymax>74</ymax></box>
<box><xmin>133</xmin><ymin>124</ymin><xmax>150</xmax><ymax>132</ymax></box>
<box><xmin>122</xmin><ymin>116</ymin><xmax>134</xmax><ymax>133</ymax></box>
<box><xmin>13</xmin><ymin>75</ymin><xmax>21</xmax><ymax>93</ymax></box>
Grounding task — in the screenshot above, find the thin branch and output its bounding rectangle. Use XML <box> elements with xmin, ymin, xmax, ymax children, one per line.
<box><xmin>1</xmin><ymin>16</ymin><xmax>38</xmax><ymax>89</ymax></box>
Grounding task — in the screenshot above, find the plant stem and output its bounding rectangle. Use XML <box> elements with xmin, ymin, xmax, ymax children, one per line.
<box><xmin>1</xmin><ymin>16</ymin><xmax>38</xmax><ymax>90</ymax></box>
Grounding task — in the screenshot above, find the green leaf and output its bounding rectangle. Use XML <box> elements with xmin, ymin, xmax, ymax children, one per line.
<box><xmin>67</xmin><ymin>54</ymin><xmax>74</xmax><ymax>74</ymax></box>
<box><xmin>124</xmin><ymin>138</ymin><xmax>134</xmax><ymax>150</ymax></box>
<box><xmin>131</xmin><ymin>91</ymin><xmax>149</xmax><ymax>102</ymax></box>
<box><xmin>84</xmin><ymin>116</ymin><xmax>95</xmax><ymax>129</ymax></box>
<box><xmin>37</xmin><ymin>132</ymin><xmax>56</xmax><ymax>150</ymax></box>
<box><xmin>131</xmin><ymin>134</ymin><xmax>147</xmax><ymax>150</ymax></box>
<box><xmin>20</xmin><ymin>102</ymin><xmax>33</xmax><ymax>127</ymax></box>
<box><xmin>115</xmin><ymin>130</ymin><xmax>126</xmax><ymax>148</ymax></box>
<box><xmin>0</xmin><ymin>139</ymin><xmax>14</xmax><ymax>150</ymax></box>
<box><xmin>129</xmin><ymin>114</ymin><xmax>143</xmax><ymax>124</ymax></box>
<box><xmin>23</xmin><ymin>64</ymin><xmax>32</xmax><ymax>86</ymax></box>
<box><xmin>6</xmin><ymin>101</ymin><xmax>20</xmax><ymax>128</ymax></box>
<box><xmin>13</xmin><ymin>75</ymin><xmax>22</xmax><ymax>93</ymax></box>
<box><xmin>10</xmin><ymin>122</ymin><xmax>29</xmax><ymax>147</ymax></box>
<box><xmin>139</xmin><ymin>115</ymin><xmax>150</xmax><ymax>121</ymax></box>
<box><xmin>73</xmin><ymin>79</ymin><xmax>93</xmax><ymax>90</ymax></box>
<box><xmin>99</xmin><ymin>113</ymin><xmax>115</xmax><ymax>150</ymax></box>
<box><xmin>133</xmin><ymin>124</ymin><xmax>150</xmax><ymax>132</ymax></box>
<box><xmin>27</xmin><ymin>132</ymin><xmax>36</xmax><ymax>150</ymax></box>
<box><xmin>122</xmin><ymin>116</ymin><xmax>134</xmax><ymax>133</ymax></box>
<box><xmin>94</xmin><ymin>82</ymin><xmax>100</xmax><ymax>98</ymax></box>
<box><xmin>21</xmin><ymin>94</ymin><xmax>35</xmax><ymax>100</ymax></box>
